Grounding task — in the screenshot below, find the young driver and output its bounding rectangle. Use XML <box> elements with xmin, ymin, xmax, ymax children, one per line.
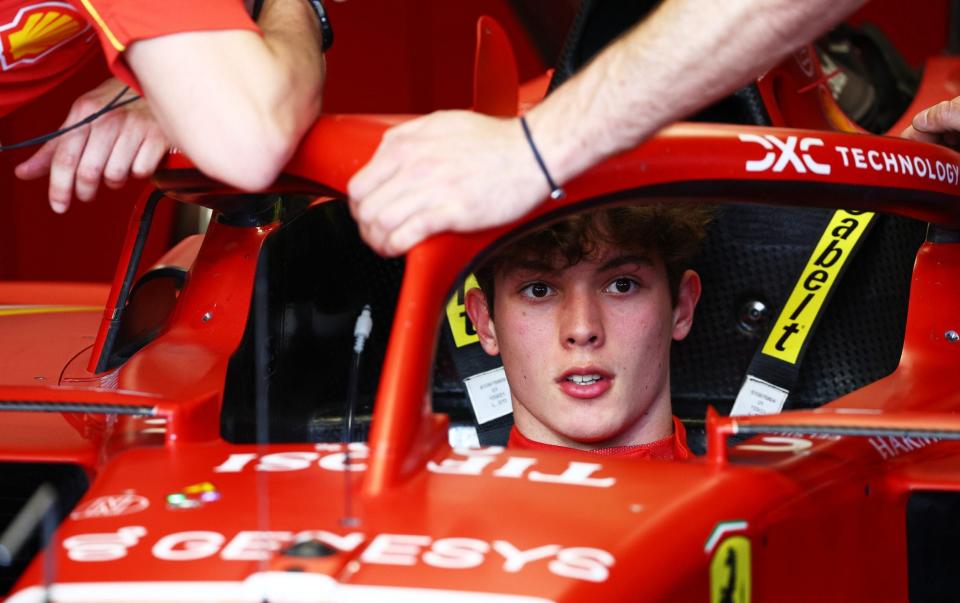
<box><xmin>465</xmin><ymin>205</ymin><xmax>711</xmax><ymax>460</ymax></box>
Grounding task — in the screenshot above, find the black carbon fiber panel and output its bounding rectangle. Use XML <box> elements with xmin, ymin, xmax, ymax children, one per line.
<box><xmin>672</xmin><ymin>205</ymin><xmax>924</xmax><ymax>416</ymax></box>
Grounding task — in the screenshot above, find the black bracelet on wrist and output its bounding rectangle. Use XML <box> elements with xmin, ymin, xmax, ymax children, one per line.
<box><xmin>304</xmin><ymin>0</ymin><xmax>333</xmax><ymax>52</ymax></box>
<box><xmin>519</xmin><ymin>115</ymin><xmax>565</xmax><ymax>200</ymax></box>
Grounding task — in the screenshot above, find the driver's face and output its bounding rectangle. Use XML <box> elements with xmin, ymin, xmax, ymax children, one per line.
<box><xmin>467</xmin><ymin>245</ymin><xmax>700</xmax><ymax>449</ymax></box>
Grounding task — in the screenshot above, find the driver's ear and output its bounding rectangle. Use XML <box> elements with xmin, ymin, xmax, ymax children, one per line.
<box><xmin>465</xmin><ymin>287</ymin><xmax>499</xmax><ymax>356</ymax></box>
<box><xmin>672</xmin><ymin>269</ymin><xmax>701</xmax><ymax>341</ymax></box>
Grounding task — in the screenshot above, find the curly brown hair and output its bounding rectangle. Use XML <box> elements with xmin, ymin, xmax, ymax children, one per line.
<box><xmin>474</xmin><ymin>204</ymin><xmax>714</xmax><ymax>316</ymax></box>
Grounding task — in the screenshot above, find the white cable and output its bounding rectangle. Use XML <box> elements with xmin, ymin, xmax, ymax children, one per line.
<box><xmin>353</xmin><ymin>305</ymin><xmax>373</xmax><ymax>354</ymax></box>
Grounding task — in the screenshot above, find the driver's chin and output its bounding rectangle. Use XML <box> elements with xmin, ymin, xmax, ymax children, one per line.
<box><xmin>549</xmin><ymin>410</ymin><xmax>631</xmax><ymax>446</ymax></box>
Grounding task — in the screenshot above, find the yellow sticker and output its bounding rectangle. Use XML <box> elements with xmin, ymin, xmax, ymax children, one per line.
<box><xmin>761</xmin><ymin>210</ymin><xmax>873</xmax><ymax>364</ymax></box>
<box><xmin>446</xmin><ymin>274</ymin><xmax>481</xmax><ymax>348</ymax></box>
<box><xmin>710</xmin><ymin>535</ymin><xmax>751</xmax><ymax>603</ymax></box>
<box><xmin>0</xmin><ymin>305</ymin><xmax>101</xmax><ymax>318</ymax></box>
<box><xmin>183</xmin><ymin>482</ymin><xmax>215</xmax><ymax>495</ymax></box>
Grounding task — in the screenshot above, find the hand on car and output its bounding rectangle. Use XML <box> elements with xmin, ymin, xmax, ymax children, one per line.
<box><xmin>901</xmin><ymin>97</ymin><xmax>960</xmax><ymax>150</ymax></box>
<box><xmin>15</xmin><ymin>77</ymin><xmax>169</xmax><ymax>214</ymax></box>
<box><xmin>348</xmin><ymin>110</ymin><xmax>552</xmax><ymax>256</ymax></box>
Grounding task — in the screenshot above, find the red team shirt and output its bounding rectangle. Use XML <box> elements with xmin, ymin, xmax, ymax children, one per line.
<box><xmin>509</xmin><ymin>416</ymin><xmax>693</xmax><ymax>460</ymax></box>
<box><xmin>0</xmin><ymin>0</ymin><xmax>257</xmax><ymax>117</ymax></box>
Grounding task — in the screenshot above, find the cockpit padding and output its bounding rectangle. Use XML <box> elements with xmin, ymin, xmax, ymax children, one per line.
<box><xmin>222</xmin><ymin>199</ymin><xmax>404</xmax><ymax>443</ymax></box>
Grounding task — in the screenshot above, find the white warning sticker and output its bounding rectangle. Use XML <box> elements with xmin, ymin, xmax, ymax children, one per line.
<box><xmin>731</xmin><ymin>376</ymin><xmax>789</xmax><ymax>416</ymax></box>
<box><xmin>464</xmin><ymin>367</ymin><xmax>512</xmax><ymax>424</ymax></box>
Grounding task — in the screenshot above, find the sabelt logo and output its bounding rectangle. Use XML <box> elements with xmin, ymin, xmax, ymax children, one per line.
<box><xmin>738</xmin><ymin>134</ymin><xmax>831</xmax><ymax>175</ymax></box>
<box><xmin>0</xmin><ymin>2</ymin><xmax>88</xmax><ymax>71</ymax></box>
<box><xmin>761</xmin><ymin>209</ymin><xmax>871</xmax><ymax>364</ymax></box>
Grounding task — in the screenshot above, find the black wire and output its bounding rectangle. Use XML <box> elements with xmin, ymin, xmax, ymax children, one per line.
<box><xmin>342</xmin><ymin>351</ymin><xmax>361</xmax><ymax>444</ymax></box>
<box><xmin>340</xmin><ymin>350</ymin><xmax>362</xmax><ymax>528</ymax></box>
<box><xmin>0</xmin><ymin>86</ymin><xmax>141</xmax><ymax>152</ymax></box>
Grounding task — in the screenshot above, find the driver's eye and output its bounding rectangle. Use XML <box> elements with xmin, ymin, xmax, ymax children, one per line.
<box><xmin>521</xmin><ymin>282</ymin><xmax>552</xmax><ymax>298</ymax></box>
<box><xmin>608</xmin><ymin>278</ymin><xmax>636</xmax><ymax>294</ymax></box>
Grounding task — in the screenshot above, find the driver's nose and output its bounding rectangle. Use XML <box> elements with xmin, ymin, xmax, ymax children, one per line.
<box><xmin>560</xmin><ymin>288</ymin><xmax>604</xmax><ymax>348</ymax></box>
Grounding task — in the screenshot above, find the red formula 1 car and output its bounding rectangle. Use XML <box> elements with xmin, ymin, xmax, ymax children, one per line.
<box><xmin>3</xmin><ymin>4</ymin><xmax>960</xmax><ymax>603</ymax></box>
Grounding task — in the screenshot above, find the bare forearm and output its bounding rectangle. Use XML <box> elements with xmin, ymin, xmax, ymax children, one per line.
<box><xmin>528</xmin><ymin>0</ymin><xmax>867</xmax><ymax>184</ymax></box>
<box><xmin>346</xmin><ymin>0</ymin><xmax>869</xmax><ymax>256</ymax></box>
<box><xmin>255</xmin><ymin>0</ymin><xmax>326</xmax><ymax>150</ymax></box>
<box><xmin>127</xmin><ymin>0</ymin><xmax>326</xmax><ymax>190</ymax></box>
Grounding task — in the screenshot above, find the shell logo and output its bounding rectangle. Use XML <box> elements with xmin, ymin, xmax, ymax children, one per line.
<box><xmin>0</xmin><ymin>2</ymin><xmax>90</xmax><ymax>71</ymax></box>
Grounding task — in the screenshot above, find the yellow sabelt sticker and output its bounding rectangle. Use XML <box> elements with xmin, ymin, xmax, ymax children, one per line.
<box><xmin>710</xmin><ymin>536</ymin><xmax>751</xmax><ymax>603</ymax></box>
<box><xmin>761</xmin><ymin>210</ymin><xmax>873</xmax><ymax>364</ymax></box>
<box><xmin>446</xmin><ymin>274</ymin><xmax>481</xmax><ymax>348</ymax></box>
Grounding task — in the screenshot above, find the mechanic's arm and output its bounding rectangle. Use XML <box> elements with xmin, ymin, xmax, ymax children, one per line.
<box><xmin>349</xmin><ymin>0</ymin><xmax>866</xmax><ymax>256</ymax></box>
<box><xmin>126</xmin><ymin>0</ymin><xmax>325</xmax><ymax>191</ymax></box>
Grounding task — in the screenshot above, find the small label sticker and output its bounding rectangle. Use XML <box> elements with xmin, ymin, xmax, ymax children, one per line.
<box><xmin>166</xmin><ymin>482</ymin><xmax>221</xmax><ymax>510</ymax></box>
<box><xmin>71</xmin><ymin>492</ymin><xmax>149</xmax><ymax>520</ymax></box>
<box><xmin>464</xmin><ymin>366</ymin><xmax>512</xmax><ymax>424</ymax></box>
<box><xmin>447</xmin><ymin>425</ymin><xmax>481</xmax><ymax>449</ymax></box>
<box><xmin>731</xmin><ymin>376</ymin><xmax>789</xmax><ymax>416</ymax></box>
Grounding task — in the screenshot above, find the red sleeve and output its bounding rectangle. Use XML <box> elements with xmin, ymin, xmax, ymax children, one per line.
<box><xmin>71</xmin><ymin>0</ymin><xmax>260</xmax><ymax>92</ymax></box>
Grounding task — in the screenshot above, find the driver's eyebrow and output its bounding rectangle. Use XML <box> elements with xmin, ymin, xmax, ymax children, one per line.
<box><xmin>598</xmin><ymin>253</ymin><xmax>654</xmax><ymax>272</ymax></box>
<box><xmin>508</xmin><ymin>259</ymin><xmax>558</xmax><ymax>275</ymax></box>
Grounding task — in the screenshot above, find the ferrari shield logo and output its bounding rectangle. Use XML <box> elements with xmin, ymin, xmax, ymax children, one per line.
<box><xmin>710</xmin><ymin>535</ymin><xmax>751</xmax><ymax>603</ymax></box>
<box><xmin>0</xmin><ymin>2</ymin><xmax>89</xmax><ymax>71</ymax></box>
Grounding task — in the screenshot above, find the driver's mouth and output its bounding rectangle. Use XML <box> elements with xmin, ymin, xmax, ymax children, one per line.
<box><xmin>566</xmin><ymin>374</ymin><xmax>603</xmax><ymax>385</ymax></box>
<box><xmin>557</xmin><ymin>369</ymin><xmax>614</xmax><ymax>399</ymax></box>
